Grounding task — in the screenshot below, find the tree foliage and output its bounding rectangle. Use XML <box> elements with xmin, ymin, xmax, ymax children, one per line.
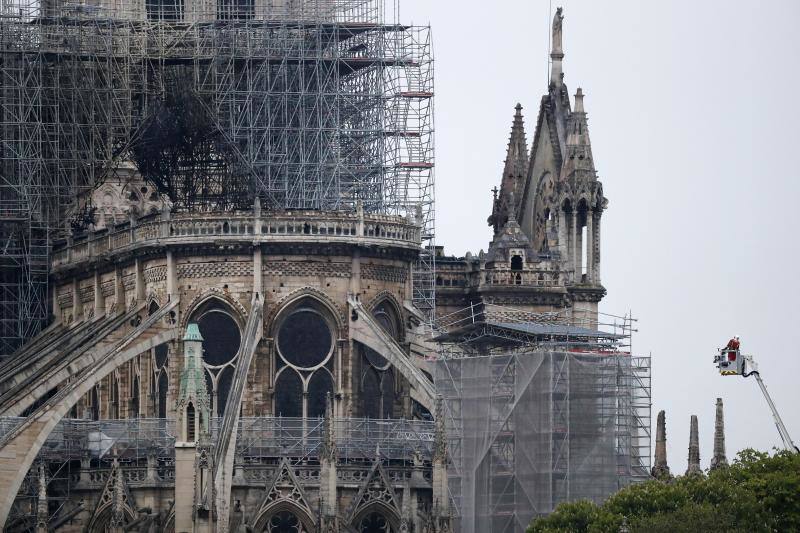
<box><xmin>527</xmin><ymin>449</ymin><xmax>800</xmax><ymax>533</ymax></box>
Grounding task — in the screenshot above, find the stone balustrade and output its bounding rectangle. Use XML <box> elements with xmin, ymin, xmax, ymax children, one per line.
<box><xmin>52</xmin><ymin>211</ymin><xmax>422</xmax><ymax>271</ymax></box>
<box><xmin>482</xmin><ymin>269</ymin><xmax>562</xmax><ymax>288</ymax></box>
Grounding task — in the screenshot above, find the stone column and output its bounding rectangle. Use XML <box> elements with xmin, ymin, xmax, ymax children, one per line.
<box><xmin>253</xmin><ymin>246</ymin><xmax>263</xmax><ymax>297</ymax></box>
<box><xmin>575</xmin><ymin>217</ymin><xmax>583</xmax><ymax>281</ymax></box>
<box><xmin>320</xmin><ymin>394</ymin><xmax>338</xmax><ymax>530</ymax></box>
<box><xmin>710</xmin><ymin>398</ymin><xmax>728</xmax><ymax>470</ymax></box>
<box><xmin>134</xmin><ymin>258</ymin><xmax>146</xmax><ymax>304</ymax></box>
<box><xmin>166</xmin><ymin>250</ymin><xmax>177</xmax><ymax>301</ymax></box>
<box><xmin>94</xmin><ymin>271</ymin><xmax>105</xmax><ymax>318</ymax></box>
<box><xmin>113</xmin><ymin>267</ymin><xmax>125</xmax><ymax>313</ymax></box>
<box><xmin>594</xmin><ymin>214</ymin><xmax>602</xmax><ymax>283</ymax></box>
<box><xmin>651</xmin><ymin>410</ymin><xmax>671</xmax><ymax>479</ymax></box>
<box><xmin>71</xmin><ymin>278</ymin><xmax>81</xmax><ymax>322</ymax></box>
<box><xmin>586</xmin><ymin>210</ymin><xmax>594</xmax><ymax>283</ymax></box>
<box><xmin>686</xmin><ymin>415</ymin><xmax>702</xmax><ymax>476</ymax></box>
<box><xmin>570</xmin><ymin>211</ymin><xmax>577</xmax><ymax>282</ymax></box>
<box><xmin>558</xmin><ymin>209</ymin><xmax>568</xmax><ymax>259</ymax></box>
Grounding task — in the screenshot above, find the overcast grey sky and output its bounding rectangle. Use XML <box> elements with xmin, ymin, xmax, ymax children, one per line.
<box><xmin>401</xmin><ymin>0</ymin><xmax>800</xmax><ymax>466</ymax></box>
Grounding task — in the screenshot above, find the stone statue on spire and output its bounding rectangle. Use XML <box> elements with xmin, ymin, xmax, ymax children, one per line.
<box><xmin>550</xmin><ymin>8</ymin><xmax>565</xmax><ymax>86</ymax></box>
<box><xmin>552</xmin><ymin>7</ymin><xmax>564</xmax><ymax>53</ymax></box>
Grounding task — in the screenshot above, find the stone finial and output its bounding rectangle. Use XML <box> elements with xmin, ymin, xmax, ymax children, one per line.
<box><xmin>686</xmin><ymin>415</ymin><xmax>702</xmax><ymax>476</ymax></box>
<box><xmin>651</xmin><ymin>410</ymin><xmax>671</xmax><ymax>479</ymax></box>
<box><xmin>710</xmin><ymin>398</ymin><xmax>728</xmax><ymax>470</ymax></box>
<box><xmin>574</xmin><ymin>88</ymin><xmax>585</xmax><ymax>113</ymax></box>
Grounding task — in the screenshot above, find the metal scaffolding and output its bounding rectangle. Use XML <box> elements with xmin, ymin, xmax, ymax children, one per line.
<box><xmin>0</xmin><ymin>415</ymin><xmax>435</xmax><ymax>530</ymax></box>
<box><xmin>0</xmin><ymin>0</ymin><xmax>436</xmax><ymax>354</ymax></box>
<box><xmin>433</xmin><ymin>307</ymin><xmax>652</xmax><ymax>533</ymax></box>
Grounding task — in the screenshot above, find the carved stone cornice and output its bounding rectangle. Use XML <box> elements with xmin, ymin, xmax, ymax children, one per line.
<box><xmin>567</xmin><ymin>284</ymin><xmax>606</xmax><ymax>303</ymax></box>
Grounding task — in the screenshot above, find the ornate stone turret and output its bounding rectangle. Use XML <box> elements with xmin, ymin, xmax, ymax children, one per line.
<box><xmin>686</xmin><ymin>415</ymin><xmax>702</xmax><ymax>476</ymax></box>
<box><xmin>561</xmin><ymin>88</ymin><xmax>596</xmax><ymax>183</ymax></box>
<box><xmin>176</xmin><ymin>323</ymin><xmax>211</xmax><ymax>443</ymax></box>
<box><xmin>651</xmin><ymin>410</ymin><xmax>671</xmax><ymax>479</ymax></box>
<box><xmin>174</xmin><ymin>323</ymin><xmax>213</xmax><ymax>533</ymax></box>
<box><xmin>710</xmin><ymin>398</ymin><xmax>728</xmax><ymax>470</ymax></box>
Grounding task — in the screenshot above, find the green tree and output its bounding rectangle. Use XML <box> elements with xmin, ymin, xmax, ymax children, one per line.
<box><xmin>527</xmin><ymin>449</ymin><xmax>800</xmax><ymax>533</ymax></box>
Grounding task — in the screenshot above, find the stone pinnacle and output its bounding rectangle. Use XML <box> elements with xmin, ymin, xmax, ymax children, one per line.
<box><xmin>651</xmin><ymin>410</ymin><xmax>671</xmax><ymax>479</ymax></box>
<box><xmin>710</xmin><ymin>398</ymin><xmax>728</xmax><ymax>470</ymax></box>
<box><xmin>686</xmin><ymin>415</ymin><xmax>702</xmax><ymax>476</ymax></box>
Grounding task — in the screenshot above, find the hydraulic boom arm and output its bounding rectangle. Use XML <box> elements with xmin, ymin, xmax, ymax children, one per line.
<box><xmin>741</xmin><ymin>355</ymin><xmax>799</xmax><ymax>454</ymax></box>
<box><xmin>715</xmin><ymin>349</ymin><xmax>799</xmax><ymax>453</ymax></box>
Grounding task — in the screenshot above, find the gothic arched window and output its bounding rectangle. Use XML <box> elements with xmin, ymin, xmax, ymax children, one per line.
<box><xmin>186</xmin><ymin>402</ymin><xmax>196</xmax><ymax>441</ymax></box>
<box><xmin>274</xmin><ymin>299</ymin><xmax>336</xmax><ymax>418</ymax></box>
<box><xmin>190</xmin><ymin>299</ymin><xmax>243</xmax><ymax>418</ymax></box>
<box><xmin>153</xmin><ymin>344</ymin><xmax>169</xmax><ymax>418</ymax></box>
<box><xmin>131</xmin><ymin>375</ymin><xmax>140</xmax><ymax>418</ymax></box>
<box><xmin>266</xmin><ymin>510</ymin><xmax>301</xmax><ymax>533</ymax></box>
<box><xmin>109</xmin><ymin>373</ymin><xmax>120</xmax><ymax>419</ymax></box>
<box><xmin>90</xmin><ymin>386</ymin><xmax>100</xmax><ymax>421</ymax></box>
<box><xmin>360</xmin><ymin>301</ymin><xmax>400</xmax><ymax>419</ymax></box>
<box><xmin>359</xmin><ymin>511</ymin><xmax>392</xmax><ymax>533</ymax></box>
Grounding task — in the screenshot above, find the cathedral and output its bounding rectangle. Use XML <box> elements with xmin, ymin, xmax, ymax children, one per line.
<box><xmin>0</xmin><ymin>3</ymin><xmax>649</xmax><ymax>533</ymax></box>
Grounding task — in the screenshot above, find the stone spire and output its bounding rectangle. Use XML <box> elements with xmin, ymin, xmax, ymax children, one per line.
<box><xmin>651</xmin><ymin>410</ymin><xmax>671</xmax><ymax>479</ymax></box>
<box><xmin>686</xmin><ymin>415</ymin><xmax>702</xmax><ymax>476</ymax></box>
<box><xmin>560</xmin><ymin>88</ymin><xmax>596</xmax><ymax>182</ymax></box>
<box><xmin>489</xmin><ymin>104</ymin><xmax>529</xmax><ymax>235</ymax></box>
<box><xmin>710</xmin><ymin>398</ymin><xmax>728</xmax><ymax>470</ymax></box>
<box><xmin>550</xmin><ymin>7</ymin><xmax>565</xmax><ymax>86</ymax></box>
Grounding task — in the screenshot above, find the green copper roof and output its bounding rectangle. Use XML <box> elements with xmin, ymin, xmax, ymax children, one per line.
<box><xmin>184</xmin><ymin>323</ymin><xmax>204</xmax><ymax>342</ymax></box>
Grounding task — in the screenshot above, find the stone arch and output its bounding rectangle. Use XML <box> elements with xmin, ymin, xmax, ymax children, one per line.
<box><xmin>366</xmin><ymin>291</ymin><xmax>405</xmax><ymax>342</ymax></box>
<box><xmin>252</xmin><ymin>498</ymin><xmax>316</xmax><ymax>532</ymax></box>
<box><xmin>182</xmin><ymin>288</ymin><xmax>248</xmax><ymax>331</ymax></box>
<box><xmin>0</xmin><ymin>303</ymin><xmax>180</xmax><ymax>523</ymax></box>
<box><xmin>266</xmin><ymin>287</ymin><xmax>346</xmax><ymax>337</ymax></box>
<box><xmin>86</xmin><ymin>503</ymin><xmax>138</xmax><ymax>532</ymax></box>
<box><xmin>146</xmin><ymin>294</ymin><xmax>162</xmax><ymax>315</ymax></box>
<box><xmin>351</xmin><ymin>502</ymin><xmax>402</xmax><ymax>533</ymax></box>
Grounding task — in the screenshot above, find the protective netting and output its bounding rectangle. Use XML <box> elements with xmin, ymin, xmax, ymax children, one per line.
<box><xmin>434</xmin><ymin>350</ymin><xmax>651</xmax><ymax>533</ymax></box>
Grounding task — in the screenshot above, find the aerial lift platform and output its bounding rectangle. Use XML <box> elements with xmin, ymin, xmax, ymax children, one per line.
<box><xmin>714</xmin><ymin>345</ymin><xmax>798</xmax><ymax>453</ymax></box>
